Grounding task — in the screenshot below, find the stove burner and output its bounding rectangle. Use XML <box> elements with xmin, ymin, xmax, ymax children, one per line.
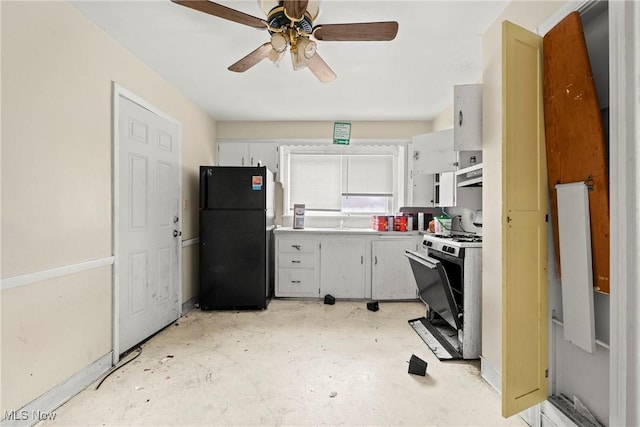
<box><xmin>433</xmin><ymin>234</ymin><xmax>482</xmax><ymax>243</ymax></box>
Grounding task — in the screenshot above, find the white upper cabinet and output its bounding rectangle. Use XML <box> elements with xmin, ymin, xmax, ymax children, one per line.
<box><xmin>411</xmin><ymin>129</ymin><xmax>457</xmax><ymax>173</ymax></box>
<box><xmin>454</xmin><ymin>84</ymin><xmax>483</xmax><ymax>151</ymax></box>
<box><xmin>438</xmin><ymin>171</ymin><xmax>456</xmax><ymax>206</ymax></box>
<box><xmin>217</xmin><ymin>141</ymin><xmax>279</xmax><ymax>174</ymax></box>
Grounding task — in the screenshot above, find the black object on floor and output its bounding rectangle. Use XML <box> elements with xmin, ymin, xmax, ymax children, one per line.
<box><xmin>408</xmin><ymin>354</ymin><xmax>428</xmax><ymax>376</ymax></box>
<box><xmin>324</xmin><ymin>294</ymin><xmax>335</xmax><ymax>305</ymax></box>
<box><xmin>367</xmin><ymin>301</ymin><xmax>379</xmax><ymax>312</ymax></box>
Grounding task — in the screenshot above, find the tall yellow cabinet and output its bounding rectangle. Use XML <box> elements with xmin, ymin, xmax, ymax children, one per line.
<box><xmin>501</xmin><ymin>21</ymin><xmax>549</xmax><ymax>417</ymax></box>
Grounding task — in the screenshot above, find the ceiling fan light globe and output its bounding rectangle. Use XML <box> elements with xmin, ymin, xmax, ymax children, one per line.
<box><xmin>303</xmin><ymin>40</ymin><xmax>317</xmax><ymax>59</ymax></box>
<box><xmin>291</xmin><ymin>47</ymin><xmax>307</xmax><ymax>71</ymax></box>
<box><xmin>270</xmin><ymin>32</ymin><xmax>288</xmax><ymax>53</ymax></box>
<box><xmin>267</xmin><ymin>48</ymin><xmax>285</xmax><ymax>66</ymax></box>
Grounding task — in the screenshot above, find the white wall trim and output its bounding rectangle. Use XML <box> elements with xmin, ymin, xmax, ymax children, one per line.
<box><xmin>112</xmin><ymin>82</ymin><xmax>183</xmax><ymax>365</ymax></box>
<box><xmin>0</xmin><ymin>352</ymin><xmax>112</xmax><ymax>427</ymax></box>
<box><xmin>181</xmin><ymin>238</ymin><xmax>199</xmax><ymax>248</ymax></box>
<box><xmin>0</xmin><ymin>257</ymin><xmax>114</xmax><ymax>292</ymax></box>
<box><xmin>609</xmin><ymin>1</ymin><xmax>639</xmax><ymax>426</ymax></box>
<box><xmin>480</xmin><ymin>356</ymin><xmax>502</xmax><ymax>394</ymax></box>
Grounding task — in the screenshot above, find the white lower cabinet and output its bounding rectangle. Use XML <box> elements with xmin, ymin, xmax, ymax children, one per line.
<box><xmin>319</xmin><ymin>237</ymin><xmax>367</xmax><ymax>299</ymax></box>
<box><xmin>275</xmin><ymin>237</ymin><xmax>320</xmax><ymax>297</ymax></box>
<box><xmin>372</xmin><ymin>237</ymin><xmax>419</xmax><ymax>300</ymax></box>
<box><xmin>275</xmin><ymin>231</ymin><xmax>420</xmax><ymax>300</ymax></box>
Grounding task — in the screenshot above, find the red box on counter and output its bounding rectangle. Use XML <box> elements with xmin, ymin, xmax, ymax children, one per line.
<box><xmin>394</xmin><ymin>216</ymin><xmax>408</xmax><ymax>232</ymax></box>
<box><xmin>371</xmin><ymin>215</ymin><xmax>388</xmax><ymax>231</ymax></box>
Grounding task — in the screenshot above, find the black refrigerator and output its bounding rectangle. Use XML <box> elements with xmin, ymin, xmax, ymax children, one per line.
<box><xmin>199</xmin><ymin>166</ymin><xmax>275</xmax><ymax>310</ymax></box>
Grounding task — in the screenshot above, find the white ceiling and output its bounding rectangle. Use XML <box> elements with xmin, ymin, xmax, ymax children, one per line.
<box><xmin>71</xmin><ymin>0</ymin><xmax>508</xmax><ymax>122</ymax></box>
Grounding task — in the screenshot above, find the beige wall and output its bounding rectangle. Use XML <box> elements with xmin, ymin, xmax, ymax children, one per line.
<box><xmin>432</xmin><ymin>104</ymin><xmax>454</xmax><ymax>131</ymax></box>
<box><xmin>1</xmin><ymin>1</ymin><xmax>216</xmax><ymax>412</ymax></box>
<box><xmin>480</xmin><ymin>0</ymin><xmax>566</xmax><ymax>375</ymax></box>
<box><xmin>216</xmin><ymin>120</ymin><xmax>431</xmax><ymax>140</ymax></box>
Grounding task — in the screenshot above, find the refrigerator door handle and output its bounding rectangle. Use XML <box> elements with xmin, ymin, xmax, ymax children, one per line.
<box><xmin>199</xmin><ymin>167</ymin><xmax>209</xmax><ymax>209</ymax></box>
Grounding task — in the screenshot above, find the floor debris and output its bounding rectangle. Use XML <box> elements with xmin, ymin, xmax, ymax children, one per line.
<box><xmin>408</xmin><ymin>354</ymin><xmax>428</xmax><ymax>376</ymax></box>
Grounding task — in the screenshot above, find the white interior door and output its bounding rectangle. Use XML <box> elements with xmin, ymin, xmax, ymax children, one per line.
<box><xmin>116</xmin><ymin>92</ymin><xmax>181</xmax><ymax>355</ymax></box>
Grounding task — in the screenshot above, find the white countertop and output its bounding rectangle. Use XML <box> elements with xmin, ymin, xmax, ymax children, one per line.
<box><xmin>274</xmin><ymin>226</ymin><xmax>420</xmax><ymax>236</ymax></box>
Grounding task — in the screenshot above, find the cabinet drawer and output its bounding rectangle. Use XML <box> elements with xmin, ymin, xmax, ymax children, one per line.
<box><xmin>278</xmin><ymin>240</ymin><xmax>317</xmax><ymax>254</ymax></box>
<box><xmin>278</xmin><ymin>253</ymin><xmax>316</xmax><ymax>269</ymax></box>
<box><xmin>277</xmin><ymin>269</ymin><xmax>318</xmax><ymax>296</ymax></box>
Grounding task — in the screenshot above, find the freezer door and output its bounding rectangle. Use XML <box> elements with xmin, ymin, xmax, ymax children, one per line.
<box><xmin>200</xmin><ymin>166</ymin><xmax>266</xmax><ymax>210</ymax></box>
<box><xmin>405</xmin><ymin>250</ymin><xmax>461</xmax><ymax>329</ymax></box>
<box><xmin>199</xmin><ymin>209</ymin><xmax>269</xmax><ymax>309</ymax></box>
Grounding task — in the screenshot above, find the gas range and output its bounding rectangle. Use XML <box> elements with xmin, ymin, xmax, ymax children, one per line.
<box><xmin>406</xmin><ymin>233</ymin><xmax>483</xmax><ymax>360</ymax></box>
<box><xmin>421</xmin><ymin>233</ymin><xmax>482</xmax><ymax>257</ymax></box>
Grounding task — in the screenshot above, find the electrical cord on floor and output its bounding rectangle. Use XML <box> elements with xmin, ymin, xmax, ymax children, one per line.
<box><xmin>95</xmin><ymin>346</ymin><xmax>142</xmax><ymax>390</ymax></box>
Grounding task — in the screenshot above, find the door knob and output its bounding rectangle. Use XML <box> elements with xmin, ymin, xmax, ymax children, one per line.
<box><xmin>173</xmin><ymin>230</ymin><xmax>182</xmax><ymax>237</ymax></box>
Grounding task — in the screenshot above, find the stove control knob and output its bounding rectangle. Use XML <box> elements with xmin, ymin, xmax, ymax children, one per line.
<box><xmin>442</xmin><ymin>245</ymin><xmax>449</xmax><ymax>252</ymax></box>
<box><xmin>426</xmin><ymin>241</ymin><xmax>433</xmax><ymax>247</ymax></box>
<box><xmin>448</xmin><ymin>247</ymin><xmax>456</xmax><ymax>254</ymax></box>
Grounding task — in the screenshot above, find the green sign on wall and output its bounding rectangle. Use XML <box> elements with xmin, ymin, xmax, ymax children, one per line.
<box><xmin>333</xmin><ymin>122</ymin><xmax>351</xmax><ymax>145</ymax></box>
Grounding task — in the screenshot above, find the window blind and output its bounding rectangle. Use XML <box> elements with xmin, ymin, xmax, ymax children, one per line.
<box><xmin>289</xmin><ymin>154</ymin><xmax>342</xmax><ymax>211</ymax></box>
<box><xmin>344</xmin><ymin>154</ymin><xmax>394</xmax><ymax>195</ymax></box>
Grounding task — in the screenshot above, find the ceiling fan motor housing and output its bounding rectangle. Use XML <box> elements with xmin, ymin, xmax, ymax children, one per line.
<box><xmin>267</xmin><ymin>7</ymin><xmax>313</xmax><ymax>35</ymax></box>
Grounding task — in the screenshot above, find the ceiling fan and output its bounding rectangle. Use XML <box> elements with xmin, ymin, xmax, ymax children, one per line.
<box><xmin>170</xmin><ymin>0</ymin><xmax>399</xmax><ymax>82</ymax></box>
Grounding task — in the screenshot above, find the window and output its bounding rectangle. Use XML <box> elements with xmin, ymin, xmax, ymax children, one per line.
<box><xmin>281</xmin><ymin>145</ymin><xmax>404</xmax><ymax>216</ymax></box>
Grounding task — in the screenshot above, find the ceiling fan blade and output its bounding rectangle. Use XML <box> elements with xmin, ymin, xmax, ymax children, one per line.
<box><xmin>313</xmin><ymin>22</ymin><xmax>399</xmax><ymax>41</ymax></box>
<box><xmin>171</xmin><ymin>0</ymin><xmax>267</xmax><ymax>29</ymax></box>
<box><xmin>283</xmin><ymin>0</ymin><xmax>309</xmax><ymax>21</ymax></box>
<box><xmin>228</xmin><ymin>43</ymin><xmax>273</xmax><ymax>73</ymax></box>
<box><xmin>306</xmin><ymin>53</ymin><xmax>336</xmax><ymax>83</ymax></box>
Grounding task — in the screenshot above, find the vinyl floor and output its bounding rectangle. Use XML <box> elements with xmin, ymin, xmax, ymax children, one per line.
<box><xmin>40</xmin><ymin>299</ymin><xmax>527</xmax><ymax>426</ymax></box>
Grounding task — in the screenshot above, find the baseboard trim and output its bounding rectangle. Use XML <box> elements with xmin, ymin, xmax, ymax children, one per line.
<box><xmin>480</xmin><ymin>356</ymin><xmax>502</xmax><ymax>394</ymax></box>
<box><xmin>181</xmin><ymin>238</ymin><xmax>199</xmax><ymax>248</ymax></box>
<box><xmin>1</xmin><ymin>257</ymin><xmax>115</xmax><ymax>291</ymax></box>
<box><xmin>0</xmin><ymin>352</ymin><xmax>113</xmax><ymax>427</ymax></box>
<box><xmin>181</xmin><ymin>296</ymin><xmax>198</xmax><ymax>315</ymax></box>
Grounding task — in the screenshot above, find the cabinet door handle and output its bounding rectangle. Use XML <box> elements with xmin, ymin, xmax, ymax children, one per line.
<box><xmin>291</xmin><ymin>244</ymin><xmax>301</xmax><ymax>251</ymax></box>
<box><xmin>291</xmin><ymin>280</ymin><xmax>301</xmax><ymax>284</ymax></box>
<box><xmin>361</xmin><ymin>255</ymin><xmax>363</xmax><ymax>264</ymax></box>
<box><xmin>251</xmin><ymin>157</ymin><xmax>254</xmax><ymax>165</ymax></box>
<box><xmin>291</xmin><ymin>260</ymin><xmax>301</xmax><ymax>264</ymax></box>
<box><xmin>374</xmin><ymin>256</ymin><xmax>378</xmax><ymax>265</ymax></box>
<box><xmin>241</xmin><ymin>157</ymin><xmax>245</xmax><ymax>166</ymax></box>
<box><xmin>459</xmin><ymin>110</ymin><xmax>463</xmax><ymax>127</ymax></box>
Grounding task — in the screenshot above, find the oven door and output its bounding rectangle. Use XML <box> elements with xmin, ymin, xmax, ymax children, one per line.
<box><xmin>405</xmin><ymin>250</ymin><xmax>461</xmax><ymax>330</ymax></box>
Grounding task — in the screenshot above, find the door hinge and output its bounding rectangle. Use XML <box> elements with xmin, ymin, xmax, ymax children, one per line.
<box><xmin>545</xmin><ymin>368</ymin><xmax>549</xmax><ymax>378</ymax></box>
<box><xmin>507</xmin><ymin>216</ymin><xmax>512</xmax><ymax>223</ymax></box>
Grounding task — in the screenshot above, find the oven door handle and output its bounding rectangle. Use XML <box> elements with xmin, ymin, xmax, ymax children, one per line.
<box><xmin>405</xmin><ymin>250</ymin><xmax>438</xmax><ymax>268</ymax></box>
